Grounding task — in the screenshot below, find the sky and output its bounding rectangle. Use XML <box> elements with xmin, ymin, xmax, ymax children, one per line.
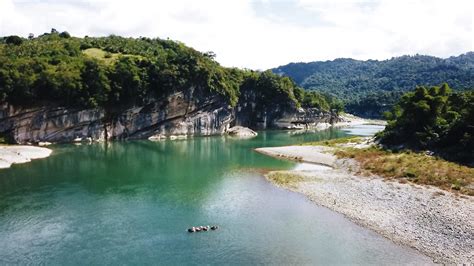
<box><xmin>0</xmin><ymin>0</ymin><xmax>473</xmax><ymax>69</ymax></box>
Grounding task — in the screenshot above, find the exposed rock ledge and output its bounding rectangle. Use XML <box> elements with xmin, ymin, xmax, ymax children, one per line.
<box><xmin>226</xmin><ymin>126</ymin><xmax>257</xmax><ymax>138</ymax></box>
<box><xmin>0</xmin><ymin>89</ymin><xmax>335</xmax><ymax>144</ymax></box>
<box><xmin>256</xmin><ymin>145</ymin><xmax>474</xmax><ymax>264</ymax></box>
<box><xmin>0</xmin><ymin>145</ymin><xmax>52</xmax><ymax>169</ymax></box>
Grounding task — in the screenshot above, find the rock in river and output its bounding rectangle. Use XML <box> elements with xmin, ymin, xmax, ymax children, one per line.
<box><xmin>226</xmin><ymin>126</ymin><xmax>258</xmax><ymax>138</ymax></box>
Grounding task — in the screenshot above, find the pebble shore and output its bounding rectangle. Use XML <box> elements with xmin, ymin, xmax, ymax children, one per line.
<box><xmin>257</xmin><ymin>145</ymin><xmax>474</xmax><ymax>264</ymax></box>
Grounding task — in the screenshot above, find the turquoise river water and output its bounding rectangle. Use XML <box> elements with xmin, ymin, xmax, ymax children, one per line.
<box><xmin>0</xmin><ymin>125</ymin><xmax>432</xmax><ymax>265</ymax></box>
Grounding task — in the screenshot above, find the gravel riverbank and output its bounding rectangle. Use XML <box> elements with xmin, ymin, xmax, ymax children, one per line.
<box><xmin>0</xmin><ymin>145</ymin><xmax>52</xmax><ymax>169</ymax></box>
<box><xmin>256</xmin><ymin>145</ymin><xmax>474</xmax><ymax>264</ymax></box>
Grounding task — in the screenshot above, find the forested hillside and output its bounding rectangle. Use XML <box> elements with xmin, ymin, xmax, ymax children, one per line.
<box><xmin>272</xmin><ymin>54</ymin><xmax>474</xmax><ymax>117</ymax></box>
<box><xmin>0</xmin><ymin>29</ymin><xmax>339</xmax><ymax>113</ymax></box>
<box><xmin>378</xmin><ymin>84</ymin><xmax>473</xmax><ymax>164</ymax></box>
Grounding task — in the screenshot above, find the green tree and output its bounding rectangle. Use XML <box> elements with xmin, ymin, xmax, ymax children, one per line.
<box><xmin>59</xmin><ymin>31</ymin><xmax>71</xmax><ymax>38</ymax></box>
<box><xmin>5</xmin><ymin>35</ymin><xmax>23</xmax><ymax>45</ymax></box>
<box><xmin>378</xmin><ymin>84</ymin><xmax>473</xmax><ymax>163</ymax></box>
<box><xmin>109</xmin><ymin>57</ymin><xmax>144</xmax><ymax>105</ymax></box>
<box><xmin>80</xmin><ymin>59</ymin><xmax>110</xmax><ymax>107</ymax></box>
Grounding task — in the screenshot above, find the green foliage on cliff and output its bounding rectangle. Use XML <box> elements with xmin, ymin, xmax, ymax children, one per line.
<box><xmin>377</xmin><ymin>84</ymin><xmax>474</xmax><ymax>163</ymax></box>
<box><xmin>299</xmin><ymin>91</ymin><xmax>344</xmax><ymax>113</ymax></box>
<box><xmin>273</xmin><ymin>54</ymin><xmax>474</xmax><ymax>117</ymax></box>
<box><xmin>0</xmin><ymin>31</ymin><xmax>242</xmax><ymax>108</ymax></box>
<box><xmin>0</xmin><ymin>30</ymin><xmax>332</xmax><ymax>112</ymax></box>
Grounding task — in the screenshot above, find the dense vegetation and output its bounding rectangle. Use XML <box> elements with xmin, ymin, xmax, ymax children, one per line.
<box><xmin>0</xmin><ymin>30</ymin><xmax>338</xmax><ymax>113</ymax></box>
<box><xmin>377</xmin><ymin>84</ymin><xmax>473</xmax><ymax>164</ymax></box>
<box><xmin>272</xmin><ymin>54</ymin><xmax>474</xmax><ymax>117</ymax></box>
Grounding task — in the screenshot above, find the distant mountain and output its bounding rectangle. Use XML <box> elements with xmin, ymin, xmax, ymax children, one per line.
<box><xmin>272</xmin><ymin>53</ymin><xmax>474</xmax><ymax>117</ymax></box>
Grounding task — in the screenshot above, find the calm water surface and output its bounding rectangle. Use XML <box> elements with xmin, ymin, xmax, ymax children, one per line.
<box><xmin>0</xmin><ymin>126</ymin><xmax>432</xmax><ymax>265</ymax></box>
<box><xmin>341</xmin><ymin>124</ymin><xmax>386</xmax><ymax>136</ymax></box>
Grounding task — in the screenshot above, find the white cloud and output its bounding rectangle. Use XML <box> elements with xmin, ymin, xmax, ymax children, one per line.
<box><xmin>0</xmin><ymin>0</ymin><xmax>472</xmax><ymax>69</ymax></box>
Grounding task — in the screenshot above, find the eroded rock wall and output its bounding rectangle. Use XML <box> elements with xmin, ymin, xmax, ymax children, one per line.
<box><xmin>0</xmin><ymin>92</ymin><xmax>233</xmax><ymax>144</ymax></box>
<box><xmin>0</xmin><ymin>89</ymin><xmax>336</xmax><ymax>144</ymax></box>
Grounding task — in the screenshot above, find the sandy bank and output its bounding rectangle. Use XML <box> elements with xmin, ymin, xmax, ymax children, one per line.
<box><xmin>257</xmin><ymin>145</ymin><xmax>474</xmax><ymax>264</ymax></box>
<box><xmin>311</xmin><ymin>113</ymin><xmax>386</xmax><ymax>131</ymax></box>
<box><xmin>336</xmin><ymin>113</ymin><xmax>387</xmax><ymax>127</ymax></box>
<box><xmin>0</xmin><ymin>145</ymin><xmax>52</xmax><ymax>169</ymax></box>
<box><xmin>255</xmin><ymin>146</ymin><xmax>337</xmax><ymax>167</ymax></box>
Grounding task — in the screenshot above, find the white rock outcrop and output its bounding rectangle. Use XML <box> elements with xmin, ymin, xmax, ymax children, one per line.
<box><xmin>226</xmin><ymin>126</ymin><xmax>258</xmax><ymax>138</ymax></box>
<box><xmin>0</xmin><ymin>146</ymin><xmax>52</xmax><ymax>169</ymax></box>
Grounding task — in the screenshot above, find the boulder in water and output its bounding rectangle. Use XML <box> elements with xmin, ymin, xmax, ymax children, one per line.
<box><xmin>227</xmin><ymin>126</ymin><xmax>257</xmax><ymax>138</ymax></box>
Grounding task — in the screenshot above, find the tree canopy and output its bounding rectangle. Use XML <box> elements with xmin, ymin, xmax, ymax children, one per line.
<box><xmin>377</xmin><ymin>84</ymin><xmax>474</xmax><ymax>164</ymax></box>
<box><xmin>0</xmin><ymin>30</ymin><xmax>334</xmax><ymax>113</ymax></box>
<box><xmin>273</xmin><ymin>54</ymin><xmax>474</xmax><ymax>117</ymax></box>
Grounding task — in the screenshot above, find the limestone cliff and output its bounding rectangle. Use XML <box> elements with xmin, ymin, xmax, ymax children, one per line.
<box><xmin>234</xmin><ymin>87</ymin><xmax>335</xmax><ymax>130</ymax></box>
<box><xmin>0</xmin><ymin>91</ymin><xmax>232</xmax><ymax>144</ymax></box>
<box><xmin>0</xmin><ymin>89</ymin><xmax>335</xmax><ymax>144</ymax></box>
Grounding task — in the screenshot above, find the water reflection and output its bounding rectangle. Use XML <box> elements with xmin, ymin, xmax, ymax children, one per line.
<box><xmin>0</xmin><ymin>129</ymin><xmax>347</xmax><ymax>196</ymax></box>
<box><xmin>0</xmin><ymin>126</ymin><xmax>431</xmax><ymax>265</ymax></box>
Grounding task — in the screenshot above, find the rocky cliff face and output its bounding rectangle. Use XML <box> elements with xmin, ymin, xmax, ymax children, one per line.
<box><xmin>0</xmin><ymin>89</ymin><xmax>334</xmax><ymax>144</ymax></box>
<box><xmin>0</xmin><ymin>104</ymin><xmax>107</xmax><ymax>143</ymax></box>
<box><xmin>234</xmin><ymin>88</ymin><xmax>334</xmax><ymax>130</ymax></box>
<box><xmin>0</xmin><ymin>90</ymin><xmax>233</xmax><ymax>144</ymax></box>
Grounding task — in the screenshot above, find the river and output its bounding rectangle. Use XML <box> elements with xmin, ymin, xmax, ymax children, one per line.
<box><xmin>0</xmin><ymin>126</ymin><xmax>430</xmax><ymax>264</ymax></box>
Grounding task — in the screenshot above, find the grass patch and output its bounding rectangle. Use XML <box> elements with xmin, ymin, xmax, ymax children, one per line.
<box><xmin>82</xmin><ymin>48</ymin><xmax>141</xmax><ymax>65</ymax></box>
<box><xmin>335</xmin><ymin>147</ymin><xmax>474</xmax><ymax>196</ymax></box>
<box><xmin>266</xmin><ymin>172</ymin><xmax>304</xmax><ymax>188</ymax></box>
<box><xmin>303</xmin><ymin>136</ymin><xmax>363</xmax><ymax>147</ymax></box>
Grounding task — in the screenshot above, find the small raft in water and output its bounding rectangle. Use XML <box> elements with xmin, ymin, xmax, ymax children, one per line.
<box><xmin>187</xmin><ymin>225</ymin><xmax>218</xmax><ymax>233</ymax></box>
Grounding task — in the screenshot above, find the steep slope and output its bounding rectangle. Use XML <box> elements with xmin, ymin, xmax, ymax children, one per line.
<box><xmin>272</xmin><ymin>53</ymin><xmax>474</xmax><ymax>117</ymax></box>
